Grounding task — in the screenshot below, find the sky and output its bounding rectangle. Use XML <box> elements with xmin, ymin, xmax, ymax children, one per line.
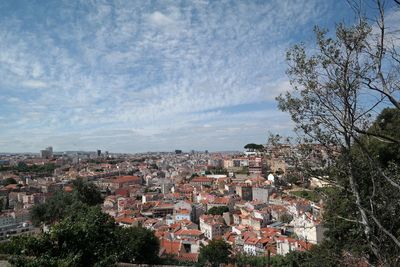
<box><xmin>0</xmin><ymin>0</ymin><xmax>397</xmax><ymax>153</ymax></box>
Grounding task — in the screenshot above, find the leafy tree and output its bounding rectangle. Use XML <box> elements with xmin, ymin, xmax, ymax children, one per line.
<box><xmin>30</xmin><ymin>180</ymin><xmax>103</xmax><ymax>226</ymax></box>
<box><xmin>244</xmin><ymin>143</ymin><xmax>264</xmax><ymax>151</ymax></box>
<box><xmin>2</xmin><ymin>207</ymin><xmax>160</xmax><ymax>266</ymax></box>
<box><xmin>12</xmin><ymin>179</ymin><xmax>160</xmax><ymax>266</ymax></box>
<box><xmin>363</xmin><ymin>108</ymin><xmax>400</xmax><ymax>166</ymax></box>
<box><xmin>207</xmin><ymin>206</ymin><xmax>229</xmax><ymax>215</ymax></box>
<box><xmin>275</xmin><ymin>168</ymin><xmax>284</xmax><ymax>176</ymax></box>
<box><xmin>1</xmin><ymin>207</ymin><xmax>116</xmax><ymax>266</ymax></box>
<box><xmin>234</xmin><ymin>253</ymin><xmax>269</xmax><ymax>267</ymax></box>
<box><xmin>291</xmin><ymin>190</ymin><xmax>320</xmax><ymax>203</ymax></box>
<box><xmin>198</xmin><ymin>239</ymin><xmax>232</xmax><ymax>267</ymax></box>
<box><xmin>276</xmin><ymin>1</ymin><xmax>400</xmax><ymax>264</ymax></box>
<box><xmin>0</xmin><ymin>198</ymin><xmax>4</xmax><ymax>212</ymax></box>
<box><xmin>2</xmin><ymin>177</ymin><xmax>17</xmax><ymax>186</ymax></box>
<box><xmin>205</xmin><ymin>168</ymin><xmax>228</xmax><ymax>175</ymax></box>
<box><xmin>16</xmin><ymin>162</ymin><xmax>28</xmax><ymax>172</ymax></box>
<box><xmin>14</xmin><ymin>163</ymin><xmax>56</xmax><ymax>176</ymax></box>
<box><xmin>116</xmin><ymin>226</ymin><xmax>160</xmax><ymax>264</ymax></box>
<box><xmin>280</xmin><ymin>213</ymin><xmax>293</xmax><ymax>224</ymax></box>
<box><xmin>72</xmin><ymin>178</ymin><xmax>103</xmax><ymax>206</ymax></box>
<box><xmin>266</xmin><ymin>133</ymin><xmax>282</xmax><ymax>146</ymax></box>
<box><xmin>150</xmin><ymin>163</ymin><xmax>158</xmax><ymax>170</ymax></box>
<box><xmin>285</xmin><ymin>175</ymin><xmax>299</xmax><ymax>185</ymax></box>
<box><xmin>190</xmin><ymin>173</ymin><xmax>200</xmax><ymax>179</ymax></box>
<box><xmin>30</xmin><ymin>190</ymin><xmax>78</xmax><ymax>226</ymax></box>
<box><xmin>50</xmin><ymin>206</ymin><xmax>117</xmax><ymax>266</ymax></box>
<box><xmin>236</xmin><ymin>166</ymin><xmax>249</xmax><ymax>175</ymax></box>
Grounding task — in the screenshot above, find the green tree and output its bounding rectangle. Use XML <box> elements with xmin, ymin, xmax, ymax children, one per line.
<box><xmin>16</xmin><ymin>162</ymin><xmax>28</xmax><ymax>172</ymax></box>
<box><xmin>244</xmin><ymin>143</ymin><xmax>264</xmax><ymax>151</ymax></box>
<box><xmin>207</xmin><ymin>206</ymin><xmax>229</xmax><ymax>215</ymax></box>
<box><xmin>2</xmin><ymin>207</ymin><xmax>161</xmax><ymax>266</ymax></box>
<box><xmin>30</xmin><ymin>180</ymin><xmax>103</xmax><ymax>226</ymax></box>
<box><xmin>116</xmin><ymin>226</ymin><xmax>160</xmax><ymax>264</ymax></box>
<box><xmin>363</xmin><ymin>108</ymin><xmax>400</xmax><ymax>166</ymax></box>
<box><xmin>30</xmin><ymin>190</ymin><xmax>77</xmax><ymax>226</ymax></box>
<box><xmin>235</xmin><ymin>253</ymin><xmax>269</xmax><ymax>267</ymax></box>
<box><xmin>198</xmin><ymin>239</ymin><xmax>232</xmax><ymax>267</ymax></box>
<box><xmin>72</xmin><ymin>178</ymin><xmax>103</xmax><ymax>206</ymax></box>
<box><xmin>280</xmin><ymin>213</ymin><xmax>293</xmax><ymax>224</ymax></box>
<box><xmin>50</xmin><ymin>206</ymin><xmax>117</xmax><ymax>266</ymax></box>
<box><xmin>2</xmin><ymin>177</ymin><xmax>17</xmax><ymax>186</ymax></box>
<box><xmin>276</xmin><ymin>1</ymin><xmax>400</xmax><ymax>264</ymax></box>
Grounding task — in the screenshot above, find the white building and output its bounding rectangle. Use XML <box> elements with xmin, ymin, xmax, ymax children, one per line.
<box><xmin>276</xmin><ymin>237</ymin><xmax>309</xmax><ymax>255</ymax></box>
<box><xmin>292</xmin><ymin>213</ymin><xmax>325</xmax><ymax>244</ymax></box>
<box><xmin>199</xmin><ymin>215</ymin><xmax>226</xmax><ymax>240</ymax></box>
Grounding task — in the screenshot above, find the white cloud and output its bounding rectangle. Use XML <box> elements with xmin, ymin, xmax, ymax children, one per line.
<box><xmin>148</xmin><ymin>11</ymin><xmax>175</xmax><ymax>27</ymax></box>
<box><xmin>21</xmin><ymin>80</ymin><xmax>48</xmax><ymax>88</ymax></box>
<box><xmin>0</xmin><ymin>0</ymin><xmax>349</xmax><ymax>152</ymax></box>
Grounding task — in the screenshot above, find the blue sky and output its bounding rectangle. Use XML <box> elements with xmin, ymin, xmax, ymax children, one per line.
<box><xmin>0</xmin><ymin>0</ymin><xmax>398</xmax><ymax>153</ymax></box>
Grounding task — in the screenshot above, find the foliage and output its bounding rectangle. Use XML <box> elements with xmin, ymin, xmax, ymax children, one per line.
<box><xmin>204</xmin><ymin>168</ymin><xmax>228</xmax><ymax>175</ymax></box>
<box><xmin>198</xmin><ymin>239</ymin><xmax>232</xmax><ymax>267</ymax></box>
<box><xmin>290</xmin><ymin>190</ymin><xmax>320</xmax><ymax>203</ymax></box>
<box><xmin>190</xmin><ymin>173</ymin><xmax>200</xmax><ymax>179</ymax></box>
<box><xmin>116</xmin><ymin>226</ymin><xmax>160</xmax><ymax>264</ymax></box>
<box><xmin>276</xmin><ymin>2</ymin><xmax>400</xmax><ymax>264</ymax></box>
<box><xmin>10</xmin><ymin>179</ymin><xmax>160</xmax><ymax>266</ymax></box>
<box><xmin>30</xmin><ymin>190</ymin><xmax>78</xmax><ymax>226</ymax></box>
<box><xmin>0</xmin><ymin>162</ymin><xmax>56</xmax><ymax>177</ymax></box>
<box><xmin>71</xmin><ymin>178</ymin><xmax>103</xmax><ymax>206</ymax></box>
<box><xmin>2</xmin><ymin>177</ymin><xmax>17</xmax><ymax>186</ymax></box>
<box><xmin>1</xmin><ymin>208</ymin><xmax>160</xmax><ymax>266</ymax></box>
<box><xmin>160</xmin><ymin>254</ymin><xmax>192</xmax><ymax>266</ymax></box>
<box><xmin>244</xmin><ymin>143</ymin><xmax>264</xmax><ymax>151</ymax></box>
<box><xmin>285</xmin><ymin>175</ymin><xmax>299</xmax><ymax>185</ymax></box>
<box><xmin>48</xmin><ymin>206</ymin><xmax>117</xmax><ymax>266</ymax></box>
<box><xmin>280</xmin><ymin>213</ymin><xmax>293</xmax><ymax>224</ymax></box>
<box><xmin>236</xmin><ymin>166</ymin><xmax>249</xmax><ymax>175</ymax></box>
<box><xmin>275</xmin><ymin>169</ymin><xmax>284</xmax><ymax>176</ymax></box>
<box><xmin>207</xmin><ymin>206</ymin><xmax>229</xmax><ymax>215</ymax></box>
<box><xmin>266</xmin><ymin>133</ymin><xmax>283</xmax><ymax>146</ymax></box>
<box><xmin>234</xmin><ymin>253</ymin><xmax>270</xmax><ymax>267</ymax></box>
<box><xmin>363</xmin><ymin>108</ymin><xmax>400</xmax><ymax>166</ymax></box>
<box><xmin>14</xmin><ymin>162</ymin><xmax>56</xmax><ymax>176</ymax></box>
<box><xmin>150</xmin><ymin>163</ymin><xmax>158</xmax><ymax>170</ymax></box>
<box><xmin>234</xmin><ymin>250</ymin><xmax>330</xmax><ymax>267</ymax></box>
<box><xmin>30</xmin><ymin>180</ymin><xmax>103</xmax><ymax>226</ymax></box>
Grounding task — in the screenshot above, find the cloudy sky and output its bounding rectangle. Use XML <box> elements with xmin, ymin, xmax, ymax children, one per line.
<box><xmin>0</xmin><ymin>0</ymin><xmax>397</xmax><ymax>153</ymax></box>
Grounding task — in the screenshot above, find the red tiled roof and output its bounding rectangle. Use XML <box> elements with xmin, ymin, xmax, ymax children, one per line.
<box><xmin>5</xmin><ymin>184</ymin><xmax>18</xmax><ymax>190</ymax></box>
<box><xmin>175</xmin><ymin>209</ymin><xmax>190</xmax><ymax>214</ymax></box>
<box><xmin>113</xmin><ymin>175</ymin><xmax>141</xmax><ymax>184</ymax></box>
<box><xmin>115</xmin><ymin>217</ymin><xmax>135</xmax><ymax>224</ymax></box>
<box><xmin>115</xmin><ymin>188</ymin><xmax>129</xmax><ymax>196</ymax></box>
<box><xmin>191</xmin><ymin>176</ymin><xmax>213</xmax><ymax>183</ymax></box>
<box><xmin>176</xmin><ymin>253</ymin><xmax>199</xmax><ymax>262</ymax></box>
<box><xmin>212</xmin><ymin>197</ymin><xmax>229</xmax><ymax>205</ymax></box>
<box><xmin>160</xmin><ymin>238</ymin><xmax>182</xmax><ymax>255</ymax></box>
<box><xmin>175</xmin><ymin>229</ymin><xmax>203</xmax><ymax>237</ymax></box>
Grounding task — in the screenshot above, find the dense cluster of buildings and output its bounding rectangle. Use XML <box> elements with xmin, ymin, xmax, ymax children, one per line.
<box><xmin>0</xmin><ymin>144</ymin><xmax>329</xmax><ymax>263</ymax></box>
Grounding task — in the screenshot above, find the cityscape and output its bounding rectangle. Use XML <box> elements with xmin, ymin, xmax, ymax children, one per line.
<box><xmin>0</xmin><ymin>0</ymin><xmax>399</xmax><ymax>266</ymax></box>
<box><xmin>0</xmin><ymin>143</ymin><xmax>329</xmax><ymax>263</ymax></box>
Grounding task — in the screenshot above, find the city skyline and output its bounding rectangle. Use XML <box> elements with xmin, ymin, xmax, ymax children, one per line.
<box><xmin>1</xmin><ymin>0</ymin><xmax>399</xmax><ymax>153</ymax></box>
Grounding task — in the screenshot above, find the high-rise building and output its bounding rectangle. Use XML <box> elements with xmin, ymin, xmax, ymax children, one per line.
<box><xmin>40</xmin><ymin>146</ymin><xmax>53</xmax><ymax>159</ymax></box>
<box><xmin>97</xmin><ymin>150</ymin><xmax>101</xmax><ymax>157</ymax></box>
